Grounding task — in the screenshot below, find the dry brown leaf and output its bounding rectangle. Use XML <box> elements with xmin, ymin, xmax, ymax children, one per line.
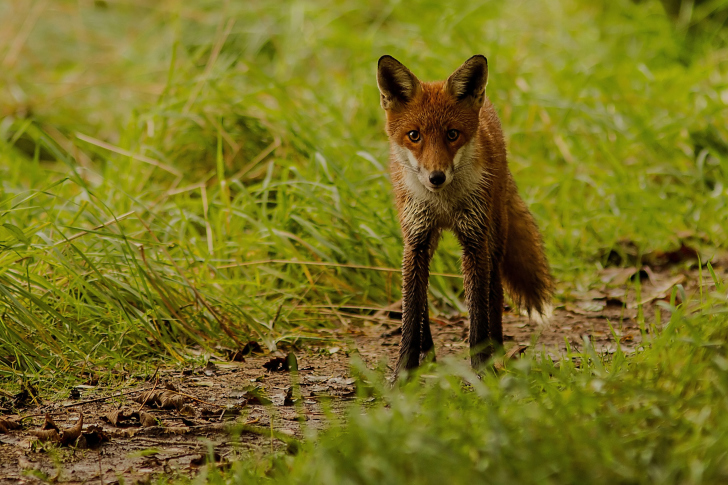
<box><xmin>632</xmin><ymin>274</ymin><xmax>687</xmax><ymax>308</ymax></box>
<box><xmin>61</xmin><ymin>413</ymin><xmax>84</xmax><ymax>446</ymax></box>
<box><xmin>104</xmin><ymin>408</ymin><xmax>134</xmax><ymax>427</ymax></box>
<box><xmin>31</xmin><ymin>429</ymin><xmax>60</xmax><ymax>442</ymax></box>
<box><xmin>139</xmin><ymin>411</ymin><xmax>157</xmax><ymax>428</ymax></box>
<box><xmin>494</xmin><ymin>345</ymin><xmax>529</xmax><ymax>371</ymax></box>
<box><xmin>505</xmin><ymin>344</ymin><xmax>529</xmax><ymax>361</ymax></box>
<box><xmin>134</xmin><ymin>389</ymin><xmax>161</xmax><ymax>407</ymax></box>
<box><xmin>600</xmin><ymin>267</ymin><xmax>639</xmax><ymax>286</ymax></box>
<box><xmin>577</xmin><ymin>300</ymin><xmax>607</xmax><ymax>313</ymax></box>
<box><xmin>42</xmin><ymin>413</ymin><xmax>60</xmax><ymax>432</ymax></box>
<box><xmin>0</xmin><ymin>417</ymin><xmax>21</xmax><ymax>433</ymax></box>
<box><xmin>159</xmin><ymin>390</ymin><xmax>185</xmax><ymax>410</ymax></box>
<box><xmin>179</xmin><ymin>404</ymin><xmax>196</xmax><ymax>417</ymax></box>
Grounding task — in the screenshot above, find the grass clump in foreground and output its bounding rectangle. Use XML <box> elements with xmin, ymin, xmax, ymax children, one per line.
<box><xmin>206</xmin><ymin>283</ymin><xmax>728</xmax><ymax>484</ymax></box>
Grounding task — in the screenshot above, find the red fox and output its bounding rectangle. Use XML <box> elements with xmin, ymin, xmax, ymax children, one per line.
<box><xmin>376</xmin><ymin>55</ymin><xmax>553</xmax><ymax>375</ymax></box>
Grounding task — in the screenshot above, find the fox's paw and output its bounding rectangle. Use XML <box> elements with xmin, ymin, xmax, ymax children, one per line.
<box><xmin>419</xmin><ymin>349</ymin><xmax>436</xmax><ymax>365</ymax></box>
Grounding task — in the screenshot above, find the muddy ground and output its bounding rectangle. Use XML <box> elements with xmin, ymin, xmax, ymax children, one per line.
<box><xmin>0</xmin><ymin>262</ymin><xmax>720</xmax><ymax>484</ymax></box>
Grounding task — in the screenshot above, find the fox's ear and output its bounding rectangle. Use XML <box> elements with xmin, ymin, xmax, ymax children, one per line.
<box><xmin>377</xmin><ymin>55</ymin><xmax>422</xmax><ymax>111</ymax></box>
<box><xmin>444</xmin><ymin>55</ymin><xmax>488</xmax><ymax>108</ymax></box>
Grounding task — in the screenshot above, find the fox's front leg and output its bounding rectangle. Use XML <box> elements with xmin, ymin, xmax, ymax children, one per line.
<box><xmin>395</xmin><ymin>232</ymin><xmax>434</xmax><ymax>376</ymax></box>
<box><xmin>419</xmin><ymin>229</ymin><xmax>441</xmax><ymax>364</ymax></box>
<box><xmin>458</xmin><ymin>231</ymin><xmax>494</xmax><ymax>369</ymax></box>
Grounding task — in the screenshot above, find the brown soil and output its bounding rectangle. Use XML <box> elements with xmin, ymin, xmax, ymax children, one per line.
<box><xmin>0</xmin><ymin>264</ymin><xmax>715</xmax><ymax>484</ymax></box>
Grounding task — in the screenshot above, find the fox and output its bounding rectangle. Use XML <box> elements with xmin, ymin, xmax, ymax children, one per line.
<box><xmin>376</xmin><ymin>55</ymin><xmax>553</xmax><ymax>376</ymax></box>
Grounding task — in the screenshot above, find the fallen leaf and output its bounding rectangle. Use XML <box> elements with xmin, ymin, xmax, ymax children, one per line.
<box><xmin>179</xmin><ymin>405</ymin><xmax>196</xmax><ymax>417</ymax></box>
<box><xmin>599</xmin><ymin>267</ymin><xmax>639</xmax><ymax>286</ymax></box>
<box><xmin>577</xmin><ymin>300</ymin><xmax>606</xmax><ymax>313</ymax></box>
<box><xmin>328</xmin><ymin>377</ymin><xmax>355</xmax><ymax>386</ymax></box>
<box><xmin>504</xmin><ymin>345</ymin><xmax>529</xmax><ymax>361</ymax></box>
<box><xmin>60</xmin><ymin>413</ymin><xmax>83</xmax><ymax>446</ymax></box>
<box><xmin>304</xmin><ymin>375</ymin><xmax>329</xmax><ymax>383</ymax></box>
<box><xmin>158</xmin><ymin>390</ymin><xmax>185</xmax><ymax>410</ymax></box>
<box><xmin>31</xmin><ymin>429</ymin><xmax>60</xmax><ymax>442</ymax></box>
<box><xmin>133</xmin><ymin>387</ymin><xmax>186</xmax><ymax>410</ymax></box>
<box><xmin>139</xmin><ymin>411</ymin><xmax>157</xmax><ymax>428</ymax></box>
<box><xmin>42</xmin><ymin>414</ymin><xmax>60</xmax><ymax>432</ymax></box>
<box><xmin>632</xmin><ymin>274</ymin><xmax>686</xmax><ymax>308</ymax></box>
<box><xmin>0</xmin><ymin>417</ymin><xmax>21</xmax><ymax>433</ymax></box>
<box><xmin>104</xmin><ymin>408</ymin><xmax>134</xmax><ymax>427</ymax></box>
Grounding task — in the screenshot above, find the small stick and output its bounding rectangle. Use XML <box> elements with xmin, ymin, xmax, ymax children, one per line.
<box><xmin>136</xmin><ymin>373</ymin><xmax>160</xmax><ymax>412</ymax></box>
<box><xmin>63</xmin><ymin>387</ymin><xmax>155</xmax><ymax>408</ymax></box>
<box><xmin>217</xmin><ymin>258</ymin><xmax>462</xmax><ymax>278</ymax></box>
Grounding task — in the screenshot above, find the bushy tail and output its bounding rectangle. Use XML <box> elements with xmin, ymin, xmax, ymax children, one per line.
<box><xmin>501</xmin><ymin>183</ymin><xmax>553</xmax><ymax>321</ymax></box>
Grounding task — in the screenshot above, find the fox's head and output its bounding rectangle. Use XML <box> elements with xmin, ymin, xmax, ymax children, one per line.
<box><xmin>377</xmin><ymin>55</ymin><xmax>488</xmax><ymax>193</ymax></box>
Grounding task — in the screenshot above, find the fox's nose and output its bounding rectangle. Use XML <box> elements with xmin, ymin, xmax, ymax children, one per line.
<box><xmin>429</xmin><ymin>171</ymin><xmax>446</xmax><ymax>186</ymax></box>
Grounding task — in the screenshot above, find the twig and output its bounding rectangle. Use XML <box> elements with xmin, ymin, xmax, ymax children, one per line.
<box><xmin>134</xmin><ymin>437</ymin><xmax>206</xmax><ymax>447</ymax></box>
<box><xmin>63</xmin><ymin>387</ymin><xmax>155</xmax><ymax>408</ymax></box>
<box><xmin>136</xmin><ymin>371</ymin><xmax>159</xmax><ymax>413</ymax></box>
<box><xmin>217</xmin><ymin>259</ymin><xmax>462</xmax><ymax>279</ymax></box>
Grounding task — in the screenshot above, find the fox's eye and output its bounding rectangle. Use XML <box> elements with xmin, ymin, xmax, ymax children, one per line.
<box><xmin>407</xmin><ymin>130</ymin><xmax>421</xmax><ymax>142</ymax></box>
<box><xmin>446</xmin><ymin>129</ymin><xmax>460</xmax><ymax>141</ymax></box>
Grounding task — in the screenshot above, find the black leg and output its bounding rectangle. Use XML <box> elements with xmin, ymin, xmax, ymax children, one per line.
<box><xmin>455</xmin><ymin>222</ymin><xmax>493</xmax><ymax>369</ymax></box>
<box><xmin>395</xmin><ymin>241</ymin><xmax>431</xmax><ymax>376</ymax></box>
<box><xmin>420</xmin><ymin>311</ymin><xmax>436</xmax><ymax>364</ymax></box>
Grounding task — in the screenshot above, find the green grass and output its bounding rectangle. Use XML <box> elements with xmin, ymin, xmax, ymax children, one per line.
<box><xmin>2</xmin><ymin>0</ymin><xmax>728</xmax><ymax>481</ymax></box>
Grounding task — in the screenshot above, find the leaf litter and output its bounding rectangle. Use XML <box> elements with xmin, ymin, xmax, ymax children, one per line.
<box><xmin>0</xmin><ymin>263</ymin><xmax>717</xmax><ymax>483</ymax></box>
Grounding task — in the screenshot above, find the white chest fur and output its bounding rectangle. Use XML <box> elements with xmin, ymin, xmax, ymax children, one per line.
<box><xmin>393</xmin><ymin>139</ymin><xmax>487</xmax><ymax>230</ymax></box>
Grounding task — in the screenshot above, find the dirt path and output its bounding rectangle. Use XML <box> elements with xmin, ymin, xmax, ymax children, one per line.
<box><xmin>0</xmin><ymin>264</ymin><xmax>715</xmax><ymax>484</ymax></box>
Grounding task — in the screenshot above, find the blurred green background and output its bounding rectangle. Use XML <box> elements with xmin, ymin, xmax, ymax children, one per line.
<box><xmin>0</xmin><ymin>0</ymin><xmax>727</xmax><ymax>375</ymax></box>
